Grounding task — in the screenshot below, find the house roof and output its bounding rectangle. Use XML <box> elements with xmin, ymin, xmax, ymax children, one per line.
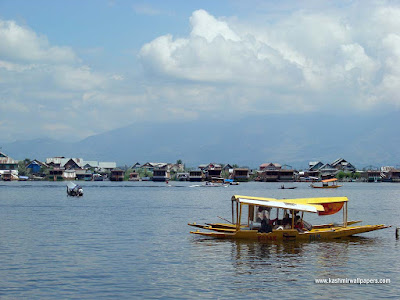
<box><xmin>309</xmin><ymin>161</ymin><xmax>323</xmax><ymax>171</ymax></box>
<box><xmin>27</xmin><ymin>159</ymin><xmax>48</xmax><ymax>168</ymax></box>
<box><xmin>331</xmin><ymin>158</ymin><xmax>346</xmax><ymax>167</ymax></box>
<box><xmin>0</xmin><ymin>152</ymin><xmax>17</xmax><ymax>164</ymax></box>
<box><xmin>259</xmin><ymin>163</ymin><xmax>281</xmax><ymax>168</ymax></box>
<box><xmin>99</xmin><ymin>162</ymin><xmax>117</xmax><ymax>169</ymax></box>
<box><xmin>83</xmin><ymin>161</ymin><xmax>99</xmax><ymax>168</ymax></box>
<box><xmin>319</xmin><ymin>163</ymin><xmax>337</xmax><ymax>171</ymax></box>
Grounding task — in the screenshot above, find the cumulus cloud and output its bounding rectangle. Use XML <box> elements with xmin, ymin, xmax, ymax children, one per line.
<box><xmin>0</xmin><ymin>20</ymin><xmax>77</xmax><ymax>63</ymax></box>
<box><xmin>139</xmin><ymin>6</ymin><xmax>400</xmax><ymax>110</ymax></box>
<box><xmin>0</xmin><ymin>18</ymin><xmax>113</xmax><ymax>141</ymax></box>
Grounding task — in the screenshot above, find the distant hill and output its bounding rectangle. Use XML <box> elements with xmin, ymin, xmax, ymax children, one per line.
<box><xmin>3</xmin><ymin>113</ymin><xmax>400</xmax><ymax>169</ymax></box>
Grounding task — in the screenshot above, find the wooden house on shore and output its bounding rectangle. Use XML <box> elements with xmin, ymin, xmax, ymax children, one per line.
<box><xmin>189</xmin><ymin>170</ymin><xmax>203</xmax><ymax>182</ymax></box>
<box><xmin>110</xmin><ymin>169</ymin><xmax>124</xmax><ymax>181</ymax></box>
<box><xmin>152</xmin><ymin>167</ymin><xmax>170</xmax><ymax>182</ymax></box>
<box><xmin>232</xmin><ymin>168</ymin><xmax>250</xmax><ymax>182</ymax></box>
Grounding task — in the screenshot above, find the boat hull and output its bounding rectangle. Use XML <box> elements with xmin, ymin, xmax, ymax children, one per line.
<box><xmin>311</xmin><ymin>185</ymin><xmax>342</xmax><ymax>189</ymax></box>
<box><xmin>190</xmin><ymin>224</ymin><xmax>389</xmax><ymax>241</ymax></box>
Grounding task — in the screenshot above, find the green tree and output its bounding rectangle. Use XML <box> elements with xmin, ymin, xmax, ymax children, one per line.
<box><xmin>18</xmin><ymin>160</ymin><xmax>30</xmax><ymax>176</ymax></box>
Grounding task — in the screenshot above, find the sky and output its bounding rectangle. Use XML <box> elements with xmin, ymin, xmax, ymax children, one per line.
<box><xmin>1</xmin><ymin>0</ymin><xmax>400</xmax><ymax>143</ymax></box>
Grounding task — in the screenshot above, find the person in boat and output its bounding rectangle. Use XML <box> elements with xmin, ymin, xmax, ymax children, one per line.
<box><xmin>282</xmin><ymin>212</ymin><xmax>291</xmax><ymax>229</ymax></box>
<box><xmin>256</xmin><ymin>206</ymin><xmax>266</xmax><ymax>222</ymax></box>
<box><xmin>294</xmin><ymin>215</ymin><xmax>304</xmax><ymax>232</ymax></box>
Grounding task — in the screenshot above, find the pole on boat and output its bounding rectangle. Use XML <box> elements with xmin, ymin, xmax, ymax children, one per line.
<box><xmin>218</xmin><ymin>216</ymin><xmax>232</xmax><ymax>224</ymax></box>
<box><xmin>396</xmin><ymin>227</ymin><xmax>399</xmax><ymax>239</ymax></box>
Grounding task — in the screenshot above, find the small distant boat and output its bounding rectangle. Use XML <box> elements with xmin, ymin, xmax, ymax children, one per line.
<box><xmin>280</xmin><ymin>185</ymin><xmax>297</xmax><ymax>189</ymax></box>
<box><xmin>203</xmin><ymin>181</ymin><xmax>227</xmax><ymax>187</ymax></box>
<box><xmin>224</xmin><ymin>179</ymin><xmax>239</xmax><ymax>185</ymax></box>
<box><xmin>311</xmin><ymin>178</ymin><xmax>342</xmax><ymax>189</ymax></box>
<box><xmin>67</xmin><ymin>182</ymin><xmax>83</xmax><ymax>197</ymax></box>
<box><xmin>93</xmin><ymin>174</ymin><xmax>104</xmax><ymax>181</ymax></box>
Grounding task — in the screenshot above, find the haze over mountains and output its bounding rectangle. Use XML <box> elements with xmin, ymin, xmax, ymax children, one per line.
<box><xmin>3</xmin><ymin>113</ymin><xmax>399</xmax><ymax>170</ymax></box>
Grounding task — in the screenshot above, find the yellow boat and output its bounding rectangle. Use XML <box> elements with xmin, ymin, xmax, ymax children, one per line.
<box><xmin>189</xmin><ymin>195</ymin><xmax>389</xmax><ymax>241</ymax></box>
<box><xmin>311</xmin><ymin>178</ymin><xmax>342</xmax><ymax>188</ymax></box>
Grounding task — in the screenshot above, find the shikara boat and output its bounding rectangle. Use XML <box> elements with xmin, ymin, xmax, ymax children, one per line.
<box><xmin>189</xmin><ymin>195</ymin><xmax>389</xmax><ymax>241</ymax></box>
<box><xmin>67</xmin><ymin>182</ymin><xmax>83</xmax><ymax>197</ymax></box>
<box><xmin>310</xmin><ymin>178</ymin><xmax>342</xmax><ymax>189</ymax></box>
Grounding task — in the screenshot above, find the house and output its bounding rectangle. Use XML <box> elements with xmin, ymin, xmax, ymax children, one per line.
<box><xmin>318</xmin><ymin>164</ymin><xmax>338</xmax><ymax>179</ymax></box>
<box><xmin>75</xmin><ymin>169</ymin><xmax>93</xmax><ymax>181</ymax></box>
<box><xmin>259</xmin><ymin>163</ymin><xmax>282</xmax><ymax>182</ymax></box>
<box><xmin>259</xmin><ymin>163</ymin><xmax>282</xmax><ymax>171</ymax></box>
<box><xmin>98</xmin><ymin>162</ymin><xmax>117</xmax><ymax>172</ymax></box>
<box><xmin>331</xmin><ymin>158</ymin><xmax>356</xmax><ymax>172</ymax></box>
<box><xmin>366</xmin><ymin>170</ymin><xmax>382</xmax><ymax>182</ymax></box>
<box><xmin>168</xmin><ymin>163</ymin><xmax>184</xmax><ymax>173</ymax></box>
<box><xmin>189</xmin><ymin>170</ymin><xmax>203</xmax><ymax>182</ymax></box>
<box><xmin>141</xmin><ymin>162</ymin><xmax>167</xmax><ymax>172</ymax></box>
<box><xmin>46</xmin><ymin>156</ymin><xmax>65</xmax><ymax>168</ymax></box>
<box><xmin>26</xmin><ymin>159</ymin><xmax>48</xmax><ymax>174</ymax></box>
<box><xmin>83</xmin><ymin>161</ymin><xmax>99</xmax><ymax>169</ymax></box>
<box><xmin>2</xmin><ymin>170</ymin><xmax>18</xmax><ymax>181</ymax></box>
<box><xmin>304</xmin><ymin>161</ymin><xmax>323</xmax><ymax>178</ymax></box>
<box><xmin>223</xmin><ymin>164</ymin><xmax>233</xmax><ymax>171</ymax></box>
<box><xmin>390</xmin><ymin>169</ymin><xmax>400</xmax><ymax>182</ymax></box>
<box><xmin>63</xmin><ymin>158</ymin><xmax>83</xmax><ymax>170</ymax></box>
<box><xmin>110</xmin><ymin>169</ymin><xmax>124</xmax><ymax>181</ymax></box>
<box><xmin>129</xmin><ymin>172</ymin><xmax>140</xmax><ymax>181</ymax></box>
<box><xmin>131</xmin><ymin>162</ymin><xmax>141</xmax><ymax>170</ymax></box>
<box><xmin>232</xmin><ymin>168</ymin><xmax>249</xmax><ymax>182</ymax></box>
<box><xmin>63</xmin><ymin>169</ymin><xmax>76</xmax><ymax>180</ymax></box>
<box><xmin>278</xmin><ymin>169</ymin><xmax>295</xmax><ymax>181</ymax></box>
<box><xmin>152</xmin><ymin>167</ymin><xmax>170</xmax><ymax>182</ymax></box>
<box><xmin>48</xmin><ymin>168</ymin><xmax>64</xmax><ymax>181</ymax></box>
<box><xmin>203</xmin><ymin>163</ymin><xmax>222</xmax><ymax>181</ymax></box>
<box><xmin>46</xmin><ymin>157</ymin><xmax>84</xmax><ymax>169</ymax></box>
<box><xmin>0</xmin><ymin>152</ymin><xmax>18</xmax><ymax>171</ymax></box>
<box><xmin>198</xmin><ymin>164</ymin><xmax>207</xmax><ymax>171</ymax></box>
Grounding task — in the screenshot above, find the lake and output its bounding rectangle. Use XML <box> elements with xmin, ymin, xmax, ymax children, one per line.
<box><xmin>0</xmin><ymin>181</ymin><xmax>399</xmax><ymax>299</ymax></box>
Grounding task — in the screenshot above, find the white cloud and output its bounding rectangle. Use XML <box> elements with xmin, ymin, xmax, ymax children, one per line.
<box><xmin>0</xmin><ymin>20</ymin><xmax>77</xmax><ymax>63</ymax></box>
<box><xmin>139</xmin><ymin>6</ymin><xmax>400</xmax><ymax>111</ymax></box>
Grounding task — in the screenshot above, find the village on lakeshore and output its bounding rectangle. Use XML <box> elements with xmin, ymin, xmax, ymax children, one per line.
<box><xmin>1</xmin><ymin>151</ymin><xmax>399</xmax><ymax>183</ymax></box>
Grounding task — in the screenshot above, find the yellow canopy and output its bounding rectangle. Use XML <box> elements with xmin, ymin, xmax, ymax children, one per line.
<box><xmin>322</xmin><ymin>178</ymin><xmax>338</xmax><ymax>182</ymax></box>
<box><xmin>283</xmin><ymin>197</ymin><xmax>348</xmax><ymax>205</ymax></box>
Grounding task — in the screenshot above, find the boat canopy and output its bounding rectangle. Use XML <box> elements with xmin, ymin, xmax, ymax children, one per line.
<box><xmin>238</xmin><ymin>198</ymin><xmax>322</xmax><ymax>213</ymax></box>
<box><xmin>67</xmin><ymin>181</ymin><xmax>78</xmax><ymax>189</ymax></box>
<box><xmin>233</xmin><ymin>195</ymin><xmax>324</xmax><ymax>213</ymax></box>
<box><xmin>232</xmin><ymin>195</ymin><xmax>348</xmax><ymax>215</ymax></box>
<box><xmin>321</xmin><ymin>178</ymin><xmax>338</xmax><ymax>183</ymax></box>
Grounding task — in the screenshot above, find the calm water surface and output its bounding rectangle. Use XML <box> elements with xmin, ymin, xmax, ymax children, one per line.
<box><xmin>0</xmin><ymin>181</ymin><xmax>399</xmax><ymax>299</ymax></box>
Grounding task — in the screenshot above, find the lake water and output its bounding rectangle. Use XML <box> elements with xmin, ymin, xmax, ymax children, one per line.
<box><xmin>0</xmin><ymin>181</ymin><xmax>399</xmax><ymax>299</ymax></box>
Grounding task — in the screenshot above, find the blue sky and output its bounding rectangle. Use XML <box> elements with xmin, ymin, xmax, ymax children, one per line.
<box><xmin>1</xmin><ymin>0</ymin><xmax>400</xmax><ymax>143</ymax></box>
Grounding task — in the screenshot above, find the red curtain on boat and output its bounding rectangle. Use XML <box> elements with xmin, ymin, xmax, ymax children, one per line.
<box><xmin>318</xmin><ymin>202</ymin><xmax>344</xmax><ymax>216</ymax></box>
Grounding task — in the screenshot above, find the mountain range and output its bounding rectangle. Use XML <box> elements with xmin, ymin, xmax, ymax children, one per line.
<box><xmin>3</xmin><ymin>113</ymin><xmax>400</xmax><ymax>170</ymax></box>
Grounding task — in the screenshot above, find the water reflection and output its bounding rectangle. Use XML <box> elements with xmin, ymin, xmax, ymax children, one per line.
<box><xmin>192</xmin><ymin>236</ymin><xmax>379</xmax><ymax>277</ymax></box>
